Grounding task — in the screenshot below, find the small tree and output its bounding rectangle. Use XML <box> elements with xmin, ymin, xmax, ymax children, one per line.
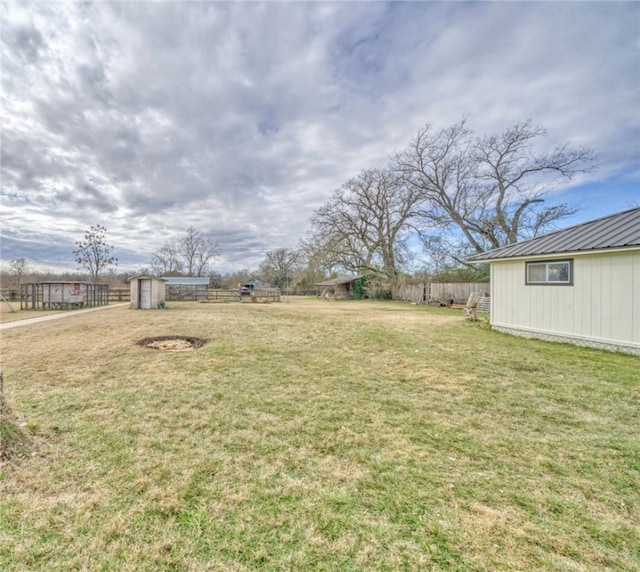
<box><xmin>151</xmin><ymin>239</ymin><xmax>183</xmax><ymax>276</ymax></box>
<box><xmin>8</xmin><ymin>258</ymin><xmax>28</xmax><ymax>290</ymax></box>
<box><xmin>73</xmin><ymin>225</ymin><xmax>117</xmax><ymax>281</ymax></box>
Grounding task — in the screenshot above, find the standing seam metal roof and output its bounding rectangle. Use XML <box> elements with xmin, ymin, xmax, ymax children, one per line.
<box><xmin>315</xmin><ymin>275</ymin><xmax>362</xmax><ymax>286</ymax></box>
<box><xmin>467</xmin><ymin>207</ymin><xmax>640</xmax><ymax>261</ymax></box>
<box><xmin>161</xmin><ymin>277</ymin><xmax>210</xmax><ymax>285</ymax></box>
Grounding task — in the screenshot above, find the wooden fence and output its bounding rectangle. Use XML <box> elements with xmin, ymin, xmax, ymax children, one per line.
<box><xmin>392</xmin><ymin>282</ymin><xmax>489</xmax><ymax>304</ymax></box>
<box><xmin>207</xmin><ymin>289</ymin><xmax>241</xmax><ymax>302</ymax></box>
<box><xmin>206</xmin><ymin>288</ymin><xmax>283</xmax><ymax>303</ymax></box>
<box><xmin>106</xmin><ymin>288</ymin><xmax>283</xmax><ymax>304</ymax></box>
<box><xmin>109</xmin><ymin>287</ymin><xmax>130</xmax><ymax>302</ymax></box>
<box><xmin>242</xmin><ymin>288</ymin><xmax>281</xmax><ymax>303</ymax></box>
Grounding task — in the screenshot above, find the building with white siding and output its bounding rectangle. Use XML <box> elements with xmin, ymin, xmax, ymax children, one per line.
<box><xmin>468</xmin><ymin>208</ymin><xmax>640</xmax><ymax>355</ymax></box>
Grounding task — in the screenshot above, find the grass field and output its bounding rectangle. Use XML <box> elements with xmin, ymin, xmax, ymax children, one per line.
<box><xmin>0</xmin><ymin>299</ymin><xmax>638</xmax><ymax>571</ymax></box>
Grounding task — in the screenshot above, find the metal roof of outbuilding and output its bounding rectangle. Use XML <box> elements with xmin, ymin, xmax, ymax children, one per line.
<box><xmin>315</xmin><ymin>275</ymin><xmax>362</xmax><ymax>286</ymax></box>
<box><xmin>468</xmin><ymin>207</ymin><xmax>640</xmax><ymax>262</ymax></box>
<box><xmin>161</xmin><ymin>277</ymin><xmax>210</xmax><ymax>285</ymax></box>
<box><xmin>128</xmin><ymin>274</ymin><xmax>166</xmax><ymax>281</ymax></box>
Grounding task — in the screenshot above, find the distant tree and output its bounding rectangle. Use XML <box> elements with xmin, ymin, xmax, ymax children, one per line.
<box><xmin>180</xmin><ymin>227</ymin><xmax>219</xmax><ymax>277</ymax></box>
<box><xmin>151</xmin><ymin>228</ymin><xmax>219</xmax><ymax>277</ymax></box>
<box><xmin>151</xmin><ymin>239</ymin><xmax>183</xmax><ymax>276</ymax></box>
<box><xmin>258</xmin><ymin>248</ymin><xmax>302</xmax><ymax>289</ymax></box>
<box><xmin>8</xmin><ymin>258</ymin><xmax>28</xmax><ymax>289</ymax></box>
<box><xmin>293</xmin><ymin>245</ymin><xmax>335</xmax><ymax>292</ymax></box>
<box><xmin>208</xmin><ymin>270</ymin><xmax>224</xmax><ymax>289</ymax></box>
<box><xmin>395</xmin><ymin>119</ymin><xmax>596</xmax><ymax>258</ymax></box>
<box><xmin>73</xmin><ymin>225</ymin><xmax>117</xmax><ymax>281</ymax></box>
<box><xmin>221</xmin><ymin>268</ymin><xmax>255</xmax><ymax>289</ymax></box>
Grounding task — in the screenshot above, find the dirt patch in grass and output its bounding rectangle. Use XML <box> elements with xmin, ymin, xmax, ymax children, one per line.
<box><xmin>137</xmin><ymin>335</ymin><xmax>208</xmax><ymax>352</ymax></box>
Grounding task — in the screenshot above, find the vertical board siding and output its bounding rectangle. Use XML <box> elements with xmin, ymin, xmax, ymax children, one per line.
<box><xmin>491</xmin><ymin>251</ymin><xmax>639</xmax><ymax>346</ymax></box>
<box><xmin>393</xmin><ymin>283</ymin><xmax>489</xmax><ymax>304</ymax></box>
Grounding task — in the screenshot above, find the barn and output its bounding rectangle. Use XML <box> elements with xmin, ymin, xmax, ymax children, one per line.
<box><xmin>316</xmin><ymin>276</ymin><xmax>364</xmax><ymax>299</ymax></box>
<box><xmin>129</xmin><ymin>275</ymin><xmax>166</xmax><ymax>310</ymax></box>
<box><xmin>467</xmin><ymin>207</ymin><xmax>640</xmax><ymax>355</ymax></box>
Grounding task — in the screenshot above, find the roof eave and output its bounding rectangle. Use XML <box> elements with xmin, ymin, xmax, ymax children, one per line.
<box><xmin>468</xmin><ymin>244</ymin><xmax>640</xmax><ymax>263</ymax></box>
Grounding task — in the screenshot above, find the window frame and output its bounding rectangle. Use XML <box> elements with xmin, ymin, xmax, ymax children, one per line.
<box><xmin>525</xmin><ymin>259</ymin><xmax>573</xmax><ymax>286</ymax></box>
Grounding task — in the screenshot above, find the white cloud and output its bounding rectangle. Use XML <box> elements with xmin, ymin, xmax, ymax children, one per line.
<box><xmin>1</xmin><ymin>1</ymin><xmax>638</xmax><ymax>273</ymax></box>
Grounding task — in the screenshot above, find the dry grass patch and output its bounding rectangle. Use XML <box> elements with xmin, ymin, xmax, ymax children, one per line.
<box><xmin>0</xmin><ymin>299</ymin><xmax>638</xmax><ymax>570</ymax></box>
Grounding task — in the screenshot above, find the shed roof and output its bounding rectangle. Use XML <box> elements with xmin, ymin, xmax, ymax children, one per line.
<box><xmin>128</xmin><ymin>274</ymin><xmax>166</xmax><ymax>282</ymax></box>
<box><xmin>315</xmin><ymin>275</ymin><xmax>362</xmax><ymax>287</ymax></box>
<box><xmin>468</xmin><ymin>207</ymin><xmax>640</xmax><ymax>262</ymax></box>
<box><xmin>162</xmin><ymin>277</ymin><xmax>210</xmax><ymax>285</ymax></box>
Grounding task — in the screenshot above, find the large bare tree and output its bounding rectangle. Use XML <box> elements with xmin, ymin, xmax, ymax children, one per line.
<box><xmin>308</xmin><ymin>168</ymin><xmax>423</xmax><ymax>280</ymax></box>
<box><xmin>394</xmin><ymin>119</ymin><xmax>596</xmax><ymax>257</ymax></box>
<box><xmin>73</xmin><ymin>225</ymin><xmax>117</xmax><ymax>281</ymax></box>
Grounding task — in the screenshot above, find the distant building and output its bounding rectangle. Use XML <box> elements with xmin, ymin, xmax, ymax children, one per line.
<box><xmin>315</xmin><ymin>276</ymin><xmax>364</xmax><ymax>299</ymax></box>
<box><xmin>242</xmin><ymin>279</ymin><xmax>276</xmax><ymax>291</ymax></box>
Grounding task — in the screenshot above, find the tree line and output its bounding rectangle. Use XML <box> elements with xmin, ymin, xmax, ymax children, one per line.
<box><xmin>3</xmin><ymin>118</ymin><xmax>595</xmax><ymax>293</ymax></box>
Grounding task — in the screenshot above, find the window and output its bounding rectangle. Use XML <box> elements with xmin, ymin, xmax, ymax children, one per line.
<box><xmin>525</xmin><ymin>259</ymin><xmax>573</xmax><ymax>285</ymax></box>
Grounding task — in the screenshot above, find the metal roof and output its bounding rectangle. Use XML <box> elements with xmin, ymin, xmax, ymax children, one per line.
<box><xmin>161</xmin><ymin>276</ymin><xmax>210</xmax><ymax>285</ymax></box>
<box><xmin>243</xmin><ymin>279</ymin><xmax>274</xmax><ymax>288</ymax></box>
<box><xmin>315</xmin><ymin>275</ymin><xmax>362</xmax><ymax>286</ymax></box>
<box><xmin>468</xmin><ymin>207</ymin><xmax>640</xmax><ymax>262</ymax></box>
<box><xmin>128</xmin><ymin>274</ymin><xmax>166</xmax><ymax>282</ymax></box>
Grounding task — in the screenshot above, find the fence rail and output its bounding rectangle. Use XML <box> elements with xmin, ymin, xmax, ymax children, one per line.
<box><xmin>246</xmin><ymin>288</ymin><xmax>281</xmax><ymax>303</ymax></box>
<box><xmin>108</xmin><ymin>287</ymin><xmax>130</xmax><ymax>302</ymax></box>
<box><xmin>207</xmin><ymin>289</ymin><xmax>240</xmax><ymax>302</ymax></box>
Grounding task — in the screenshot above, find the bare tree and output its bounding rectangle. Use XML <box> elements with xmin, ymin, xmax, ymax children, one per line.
<box><xmin>296</xmin><ymin>239</ymin><xmax>340</xmax><ymax>288</ymax></box>
<box><xmin>8</xmin><ymin>258</ymin><xmax>28</xmax><ymax>289</ymax></box>
<box><xmin>308</xmin><ymin>168</ymin><xmax>423</xmax><ymax>281</ymax></box>
<box><xmin>223</xmin><ymin>268</ymin><xmax>255</xmax><ymax>289</ymax></box>
<box><xmin>151</xmin><ymin>239</ymin><xmax>183</xmax><ymax>276</ymax></box>
<box><xmin>73</xmin><ymin>225</ymin><xmax>117</xmax><ymax>281</ymax></box>
<box><xmin>180</xmin><ymin>226</ymin><xmax>219</xmax><ymax>277</ymax></box>
<box><xmin>395</xmin><ymin>119</ymin><xmax>596</xmax><ymax>254</ymax></box>
<box><xmin>258</xmin><ymin>248</ymin><xmax>302</xmax><ymax>289</ymax></box>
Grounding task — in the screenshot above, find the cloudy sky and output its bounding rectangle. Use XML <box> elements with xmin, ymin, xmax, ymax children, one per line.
<box><xmin>1</xmin><ymin>1</ymin><xmax>639</xmax><ymax>274</ymax></box>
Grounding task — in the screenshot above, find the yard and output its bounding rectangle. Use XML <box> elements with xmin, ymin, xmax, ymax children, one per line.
<box><xmin>0</xmin><ymin>299</ymin><xmax>638</xmax><ymax>571</ymax></box>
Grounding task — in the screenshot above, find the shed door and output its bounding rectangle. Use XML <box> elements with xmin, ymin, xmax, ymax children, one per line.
<box><xmin>139</xmin><ymin>279</ymin><xmax>152</xmax><ymax>309</ymax></box>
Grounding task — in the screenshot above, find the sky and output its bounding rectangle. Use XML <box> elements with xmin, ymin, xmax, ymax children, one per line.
<box><xmin>1</xmin><ymin>1</ymin><xmax>639</xmax><ymax>275</ymax></box>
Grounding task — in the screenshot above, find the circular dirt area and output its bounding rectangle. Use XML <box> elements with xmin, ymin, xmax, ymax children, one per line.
<box><xmin>137</xmin><ymin>336</ymin><xmax>207</xmax><ymax>352</ymax></box>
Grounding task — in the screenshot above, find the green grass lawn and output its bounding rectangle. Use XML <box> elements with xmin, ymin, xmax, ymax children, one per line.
<box><xmin>1</xmin><ymin>299</ymin><xmax>638</xmax><ymax>571</ymax></box>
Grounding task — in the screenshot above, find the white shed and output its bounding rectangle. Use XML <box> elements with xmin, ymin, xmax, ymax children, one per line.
<box><xmin>129</xmin><ymin>275</ymin><xmax>166</xmax><ymax>310</ymax></box>
<box><xmin>468</xmin><ymin>208</ymin><xmax>640</xmax><ymax>355</ymax></box>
